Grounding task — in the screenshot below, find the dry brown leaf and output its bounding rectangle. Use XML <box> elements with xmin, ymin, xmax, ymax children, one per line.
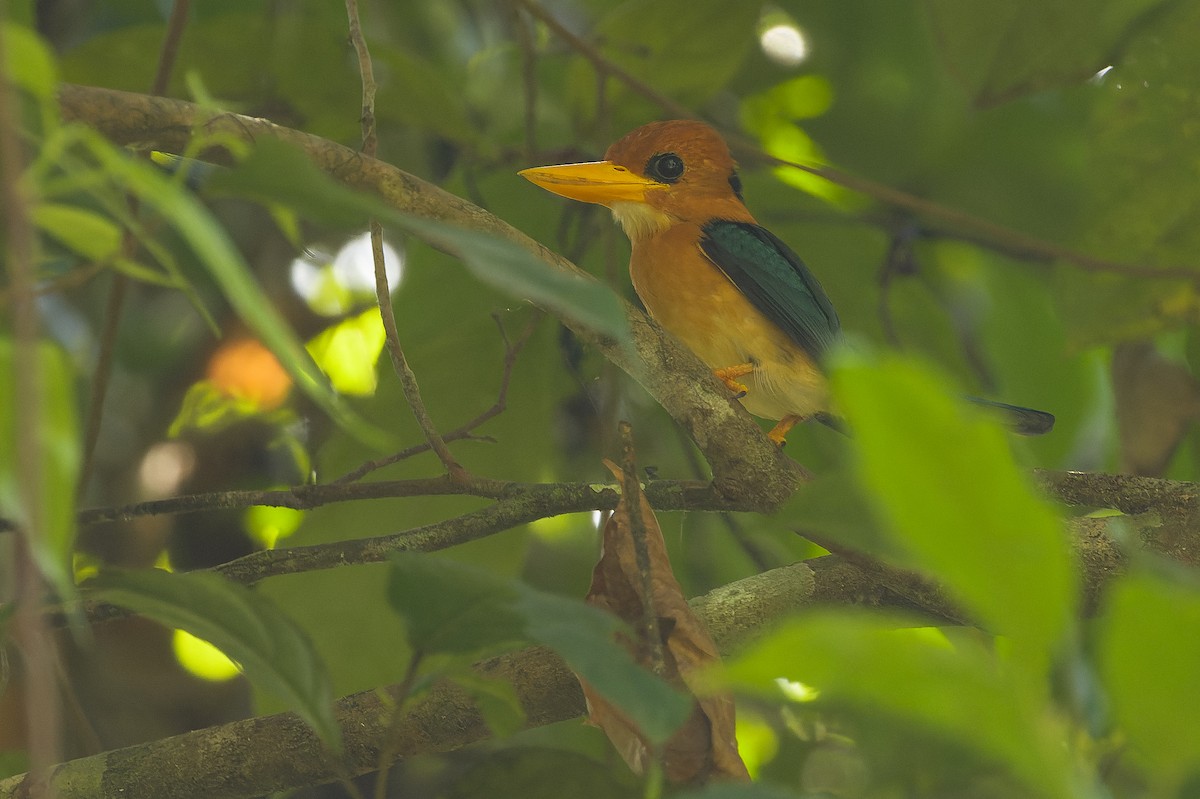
<box><xmin>579</xmin><ymin>457</ymin><xmax>749</xmax><ymax>785</ymax></box>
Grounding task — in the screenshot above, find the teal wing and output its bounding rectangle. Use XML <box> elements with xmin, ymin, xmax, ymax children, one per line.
<box><xmin>699</xmin><ymin>220</ymin><xmax>841</xmax><ymax>361</ymax></box>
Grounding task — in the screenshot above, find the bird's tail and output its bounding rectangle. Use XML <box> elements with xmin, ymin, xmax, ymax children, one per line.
<box><xmin>965</xmin><ymin>397</ymin><xmax>1055</xmax><ymax>435</ymax></box>
<box><xmin>813</xmin><ymin>399</ymin><xmax>1055</xmax><ymax>437</ymax></box>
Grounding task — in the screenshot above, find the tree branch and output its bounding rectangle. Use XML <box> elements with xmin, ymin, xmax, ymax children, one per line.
<box><xmin>56</xmin><ymin>83</ymin><xmax>803</xmax><ymax>510</ymax></box>
<box><xmin>6</xmin><ymin>509</ymin><xmax>1177</xmax><ymax>799</ymax></box>
<box><xmin>0</xmin><ymin>563</ymin><xmax>819</xmax><ymax>799</ymax></box>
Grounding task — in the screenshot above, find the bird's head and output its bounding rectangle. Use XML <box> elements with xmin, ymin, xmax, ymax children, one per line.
<box><xmin>520</xmin><ymin>120</ymin><xmax>747</xmax><ymax>242</ymax></box>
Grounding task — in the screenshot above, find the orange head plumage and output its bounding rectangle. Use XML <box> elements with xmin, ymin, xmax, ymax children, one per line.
<box><xmin>519</xmin><ymin>120</ymin><xmax>753</xmax><ymax>242</ymax></box>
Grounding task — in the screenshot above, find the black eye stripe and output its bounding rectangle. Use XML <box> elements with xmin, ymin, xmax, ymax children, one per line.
<box><xmin>646</xmin><ymin>152</ymin><xmax>685</xmax><ymax>183</ymax></box>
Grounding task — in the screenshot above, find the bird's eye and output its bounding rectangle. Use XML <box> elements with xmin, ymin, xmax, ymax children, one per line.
<box><xmin>647</xmin><ymin>152</ymin><xmax>685</xmax><ymax>183</ymax></box>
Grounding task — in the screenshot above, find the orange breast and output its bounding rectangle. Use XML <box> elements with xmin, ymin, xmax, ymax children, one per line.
<box><xmin>630</xmin><ymin>223</ymin><xmax>830</xmax><ymax>421</ymax></box>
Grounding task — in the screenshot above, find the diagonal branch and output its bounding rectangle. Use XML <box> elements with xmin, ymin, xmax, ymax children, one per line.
<box><xmin>57</xmin><ymin>83</ymin><xmax>803</xmax><ymax>509</ymax></box>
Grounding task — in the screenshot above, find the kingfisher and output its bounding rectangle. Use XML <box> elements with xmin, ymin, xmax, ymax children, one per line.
<box><xmin>520</xmin><ymin>120</ymin><xmax>1053</xmax><ymax>445</ymax></box>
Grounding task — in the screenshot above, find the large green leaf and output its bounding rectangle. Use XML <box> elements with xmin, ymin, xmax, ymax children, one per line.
<box><xmin>1098</xmin><ymin>573</ymin><xmax>1200</xmax><ymax>791</ymax></box>
<box><xmin>387</xmin><ymin>553</ymin><xmax>690</xmax><ymax>745</ymax></box>
<box><xmin>387</xmin><ymin>552</ymin><xmax>527</xmax><ymax>655</ymax></box>
<box><xmin>2</xmin><ymin>22</ymin><xmax>57</xmax><ymax>99</ymax></box>
<box><xmin>0</xmin><ymin>339</ymin><xmax>79</xmax><ymax>603</ymax></box>
<box><xmin>207</xmin><ymin>139</ymin><xmax>630</xmax><ymax>346</ymax></box>
<box><xmin>73</xmin><ymin>129</ymin><xmax>395</xmax><ymax>449</ymax></box>
<box><xmin>87</xmin><ymin>569</ymin><xmax>341</xmax><ymax>751</ymax></box>
<box><xmin>722</xmin><ymin>611</ymin><xmax>1077</xmax><ymax>799</ymax></box>
<box><xmin>515</xmin><ymin>589</ymin><xmax>691</xmax><ymax>745</ymax></box>
<box><xmin>830</xmin><ymin>353</ymin><xmax>1074</xmax><ymax>659</ymax></box>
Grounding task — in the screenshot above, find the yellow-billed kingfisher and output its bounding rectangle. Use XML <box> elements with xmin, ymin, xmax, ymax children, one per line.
<box><xmin>520</xmin><ymin>120</ymin><xmax>1053</xmax><ymax>444</ymax></box>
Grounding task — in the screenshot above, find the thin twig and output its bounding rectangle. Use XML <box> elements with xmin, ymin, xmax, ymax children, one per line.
<box><xmin>150</xmin><ymin>0</ymin><xmax>191</xmax><ymax>96</ymax></box>
<box><xmin>334</xmin><ymin>312</ymin><xmax>541</xmax><ymax>483</ymax></box>
<box><xmin>373</xmin><ymin>652</ymin><xmax>424</xmax><ymax>799</ymax></box>
<box><xmin>345</xmin><ymin>0</ymin><xmax>468</xmax><ymax>482</ymax></box>
<box><xmin>76</xmin><ymin>272</ymin><xmax>127</xmax><ymax>501</ymax></box>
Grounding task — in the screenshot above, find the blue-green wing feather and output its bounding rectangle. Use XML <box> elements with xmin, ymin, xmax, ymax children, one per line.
<box><xmin>699</xmin><ymin>220</ymin><xmax>841</xmax><ymax>361</ymax></box>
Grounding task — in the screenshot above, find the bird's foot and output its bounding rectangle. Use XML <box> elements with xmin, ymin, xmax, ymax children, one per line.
<box><xmin>767</xmin><ymin>415</ymin><xmax>803</xmax><ymax>447</ymax></box>
<box><xmin>714</xmin><ymin>363</ymin><xmax>755</xmax><ymax>398</ymax></box>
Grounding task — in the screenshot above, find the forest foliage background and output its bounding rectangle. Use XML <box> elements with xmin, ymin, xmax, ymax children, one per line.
<box><xmin>3</xmin><ymin>0</ymin><xmax>1200</xmax><ymax>797</ymax></box>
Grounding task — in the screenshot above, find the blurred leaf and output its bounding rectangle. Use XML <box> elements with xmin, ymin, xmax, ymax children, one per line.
<box><xmin>306</xmin><ymin>308</ymin><xmax>386</xmax><ymax>397</ymax></box>
<box><xmin>776</xmin><ymin>460</ymin><xmax>899</xmax><ymax>559</ymax></box>
<box><xmin>387</xmin><ymin>552</ymin><xmax>690</xmax><ymax>746</ymax></box>
<box><xmin>74</xmin><ymin>129</ymin><xmax>394</xmax><ymax>448</ymax></box>
<box><xmin>243</xmin><ymin>505</ymin><xmax>306</xmax><ymax>550</ymax></box>
<box><xmin>208</xmin><ymin>139</ymin><xmax>630</xmax><ymax>346</ymax></box>
<box><xmin>1098</xmin><ymin>573</ymin><xmax>1200</xmax><ymax>790</ymax></box>
<box><xmin>0</xmin><ymin>751</ymin><xmax>29</xmax><ymax>783</ymax></box>
<box><xmin>449</xmin><ymin>671</ymin><xmax>527</xmax><ymax>739</ymax></box>
<box><xmin>387</xmin><ymin>552</ymin><xmax>527</xmax><ymax>656</ymax></box>
<box><xmin>167</xmin><ymin>380</ymin><xmax>286</xmax><ymax>437</ymax></box>
<box><xmin>32</xmin><ymin>202</ymin><xmax>122</xmax><ymax>261</ymax></box>
<box><xmin>830</xmin><ymin>353</ymin><xmax>1074</xmax><ymax>658</ymax></box>
<box><xmin>923</xmin><ymin>0</ymin><xmax>1168</xmax><ymax>106</ymax></box>
<box><xmin>723</xmin><ymin>611</ymin><xmax>1076</xmax><ymax>799</ymax></box>
<box><xmin>88</xmin><ymin>569</ymin><xmax>341</xmax><ymax>751</ymax></box>
<box><xmin>516</xmin><ymin>588</ymin><xmax>692</xmax><ymax>747</ymax></box>
<box><xmin>0</xmin><ymin>338</ymin><xmax>79</xmax><ymax>603</ymax></box>
<box><xmin>2</xmin><ymin>22</ymin><xmax>57</xmax><ymax>99</ymax></box>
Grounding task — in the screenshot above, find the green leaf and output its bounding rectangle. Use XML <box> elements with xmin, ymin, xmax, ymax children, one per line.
<box><xmin>830</xmin><ymin>353</ymin><xmax>1074</xmax><ymax>658</ymax></box>
<box><xmin>32</xmin><ymin>202</ymin><xmax>123</xmax><ymax>261</ymax></box>
<box><xmin>207</xmin><ymin>130</ymin><xmax>629</xmax><ymax>347</ymax></box>
<box><xmin>387</xmin><ymin>554</ymin><xmax>690</xmax><ymax>744</ymax></box>
<box><xmin>722</xmin><ymin>611</ymin><xmax>1076</xmax><ymax>799</ymax></box>
<box><xmin>0</xmin><ymin>338</ymin><xmax>79</xmax><ymax>603</ymax></box>
<box><xmin>305</xmin><ymin>308</ymin><xmax>386</xmax><ymax>397</ymax></box>
<box><xmin>87</xmin><ymin>569</ymin><xmax>341</xmax><ymax>751</ymax></box>
<box><xmin>387</xmin><ymin>552</ymin><xmax>527</xmax><ymax>656</ymax></box>
<box><xmin>514</xmin><ymin>589</ymin><xmax>691</xmax><ymax>746</ymax></box>
<box><xmin>167</xmin><ymin>380</ymin><xmax>268</xmax><ymax>437</ymax></box>
<box><xmin>1098</xmin><ymin>573</ymin><xmax>1200</xmax><ymax>790</ymax></box>
<box><xmin>1</xmin><ymin>23</ymin><xmax>57</xmax><ymax>99</ymax></box>
<box><xmin>74</xmin><ymin>129</ymin><xmax>395</xmax><ymax>449</ymax></box>
<box><xmin>449</xmin><ymin>671</ymin><xmax>527</xmax><ymax>739</ymax></box>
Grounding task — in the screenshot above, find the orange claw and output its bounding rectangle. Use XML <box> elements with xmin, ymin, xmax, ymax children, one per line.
<box><xmin>767</xmin><ymin>415</ymin><xmax>803</xmax><ymax>447</ymax></box>
<box><xmin>714</xmin><ymin>363</ymin><xmax>755</xmax><ymax>397</ymax></box>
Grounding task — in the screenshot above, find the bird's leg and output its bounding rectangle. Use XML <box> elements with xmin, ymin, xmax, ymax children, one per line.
<box><xmin>714</xmin><ymin>363</ymin><xmax>755</xmax><ymax>398</ymax></box>
<box><xmin>767</xmin><ymin>414</ymin><xmax>803</xmax><ymax>447</ymax></box>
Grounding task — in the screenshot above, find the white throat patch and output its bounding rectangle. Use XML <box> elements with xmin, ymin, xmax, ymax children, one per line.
<box><xmin>609</xmin><ymin>201</ymin><xmax>672</xmax><ymax>242</ymax></box>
